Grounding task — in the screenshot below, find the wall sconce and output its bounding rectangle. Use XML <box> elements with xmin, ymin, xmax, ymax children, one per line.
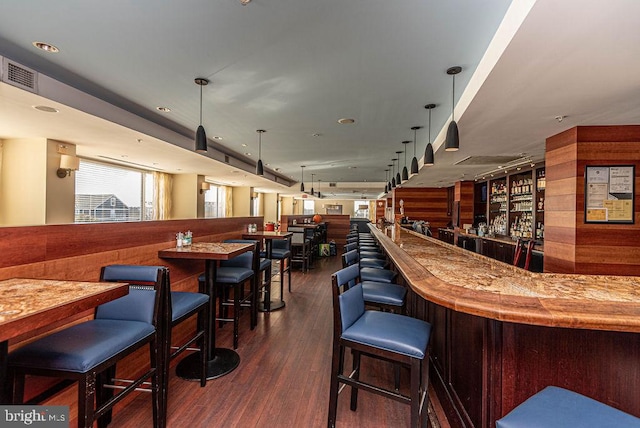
<box><xmin>200</xmin><ymin>182</ymin><xmax>211</xmax><ymax>194</ymax></box>
<box><xmin>56</xmin><ymin>154</ymin><xmax>80</xmax><ymax>178</ymax></box>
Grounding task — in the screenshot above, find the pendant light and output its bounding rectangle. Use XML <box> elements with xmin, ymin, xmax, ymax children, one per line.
<box><xmin>402</xmin><ymin>141</ymin><xmax>411</xmax><ymax>181</ymax></box>
<box><xmin>311</xmin><ymin>173</ymin><xmax>315</xmax><ymax>196</ymax></box>
<box><xmin>424</xmin><ymin>104</ymin><xmax>436</xmax><ymax>165</ymax></box>
<box><xmin>317</xmin><ymin>179</ymin><xmax>322</xmax><ymax>198</ymax></box>
<box><xmin>410</xmin><ymin>126</ymin><xmax>422</xmax><ymax>175</ymax></box>
<box><xmin>256</xmin><ymin>129</ymin><xmax>265</xmax><ymax>176</ymax></box>
<box><xmin>391</xmin><ymin>158</ymin><xmax>397</xmax><ymax>188</ymax></box>
<box><xmin>384</xmin><ymin>169</ymin><xmax>389</xmax><ymax>193</ymax></box>
<box><xmin>300</xmin><ymin>165</ymin><xmax>306</xmax><ymax>192</ymax></box>
<box><xmin>195</xmin><ymin>78</ymin><xmax>209</xmax><ymax>153</ymax></box>
<box><xmin>387</xmin><ymin>164</ymin><xmax>393</xmax><ymax>190</ymax></box>
<box><xmin>395</xmin><ymin>151</ymin><xmax>403</xmax><ymax>185</ymax></box>
<box><xmin>445</xmin><ymin>66</ymin><xmax>462</xmax><ymax>152</ymax></box>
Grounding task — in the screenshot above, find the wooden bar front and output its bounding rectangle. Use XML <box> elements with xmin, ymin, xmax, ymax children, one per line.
<box><xmin>371</xmin><ymin>225</ymin><xmax>640</xmax><ymax>428</ymax></box>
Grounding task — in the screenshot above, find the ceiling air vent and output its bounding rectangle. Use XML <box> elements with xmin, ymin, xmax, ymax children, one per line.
<box><xmin>1</xmin><ymin>58</ymin><xmax>38</xmax><ymax>93</ymax></box>
<box><xmin>454</xmin><ymin>155</ymin><xmax>523</xmax><ymax>166</ymax></box>
<box><xmin>329</xmin><ymin>182</ymin><xmax>337</xmax><ymax>187</ymax></box>
<box><xmin>224</xmin><ymin>155</ymin><xmax>230</xmax><ymax>163</ymax></box>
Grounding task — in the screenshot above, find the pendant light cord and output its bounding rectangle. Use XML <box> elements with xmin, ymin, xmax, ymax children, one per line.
<box><xmin>451</xmin><ymin>74</ymin><xmax>455</xmax><ymax>122</ymax></box>
<box><xmin>199</xmin><ymin>84</ymin><xmax>203</xmax><ymax>126</ymax></box>
<box><xmin>413</xmin><ymin>129</ymin><xmax>417</xmax><ymax>156</ymax></box>
<box><xmin>258</xmin><ymin>132</ymin><xmax>262</xmax><ymax>160</ymax></box>
<box><xmin>429</xmin><ymin>108</ymin><xmax>432</xmax><ymax>143</ymax></box>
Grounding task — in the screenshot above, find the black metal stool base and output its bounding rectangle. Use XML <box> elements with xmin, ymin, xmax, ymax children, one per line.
<box><xmin>176</xmin><ymin>348</ymin><xmax>240</xmax><ymax>381</ymax></box>
<box><xmin>258</xmin><ymin>300</ymin><xmax>285</xmax><ymax>312</ymax></box>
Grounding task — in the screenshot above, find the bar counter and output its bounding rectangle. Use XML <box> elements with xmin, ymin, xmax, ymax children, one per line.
<box><xmin>369</xmin><ymin>224</ymin><xmax>640</xmax><ymax>427</ymax></box>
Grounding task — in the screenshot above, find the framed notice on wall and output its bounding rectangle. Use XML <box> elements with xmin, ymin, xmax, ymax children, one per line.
<box><xmin>584</xmin><ymin>165</ymin><xmax>635</xmax><ymax>223</ymax></box>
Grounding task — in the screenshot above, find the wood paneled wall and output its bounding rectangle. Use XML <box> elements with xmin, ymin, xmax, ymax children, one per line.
<box><xmin>0</xmin><ymin>217</ymin><xmax>261</xmax><ymax>405</ymax></box>
<box><xmin>280</xmin><ymin>214</ymin><xmax>350</xmax><ymax>245</ymax></box>
<box><xmin>455</xmin><ymin>181</ymin><xmax>475</xmax><ymax>227</ymax></box>
<box><xmin>392</xmin><ymin>187</ymin><xmax>449</xmax><ymax>232</ymax></box>
<box><xmin>545</xmin><ymin>125</ymin><xmax>640</xmax><ymax>275</ymax></box>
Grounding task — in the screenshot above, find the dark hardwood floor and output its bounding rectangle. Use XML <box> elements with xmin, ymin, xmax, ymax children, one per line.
<box><xmin>102</xmin><ymin>255</ymin><xmax>445</xmax><ymax>427</ymax></box>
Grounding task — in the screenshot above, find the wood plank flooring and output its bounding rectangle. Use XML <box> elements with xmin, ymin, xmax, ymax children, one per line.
<box><xmin>98</xmin><ymin>256</ymin><xmax>446</xmax><ymax>427</ymax></box>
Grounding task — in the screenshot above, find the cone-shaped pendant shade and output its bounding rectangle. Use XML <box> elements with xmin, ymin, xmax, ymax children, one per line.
<box><xmin>411</xmin><ymin>157</ymin><xmax>419</xmax><ymax>175</ymax></box>
<box><xmin>300</xmin><ymin>182</ymin><xmax>305</xmax><ymax>192</ymax></box>
<box><xmin>445</xmin><ymin>121</ymin><xmax>459</xmax><ymax>151</ymax></box>
<box><xmin>194</xmin><ymin>78</ymin><xmax>209</xmax><ymax>153</ymax></box>
<box><xmin>396</xmin><ymin>172</ymin><xmax>401</xmax><ymax>186</ymax></box>
<box><xmin>402</xmin><ymin>166</ymin><xmax>408</xmax><ymax>181</ymax></box>
<box><xmin>300</xmin><ymin>166</ymin><xmax>305</xmax><ymax>192</ymax></box>
<box><xmin>424</xmin><ymin>143</ymin><xmax>434</xmax><ymax>165</ymax></box>
<box><xmin>392</xmin><ymin>177</ymin><xmax>396</xmax><ymax>188</ymax></box>
<box><xmin>196</xmin><ymin>125</ymin><xmax>207</xmax><ymax>152</ymax></box>
<box><xmin>256</xmin><ymin>159</ymin><xmax>264</xmax><ymax>176</ymax></box>
<box><xmin>384</xmin><ymin>184</ymin><xmax>388</xmax><ymax>193</ymax></box>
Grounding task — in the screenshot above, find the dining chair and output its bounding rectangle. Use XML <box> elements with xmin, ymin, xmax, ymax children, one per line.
<box><xmin>328</xmin><ymin>266</ymin><xmax>431</xmax><ymax>428</ymax></box>
<box><xmin>8</xmin><ymin>265</ymin><xmax>169</xmax><ymax>428</ymax></box>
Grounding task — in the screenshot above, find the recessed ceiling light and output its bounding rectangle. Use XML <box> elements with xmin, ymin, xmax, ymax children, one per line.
<box><xmin>213</xmin><ymin>136</ymin><xmax>222</xmax><ymax>140</ymax></box>
<box><xmin>266</xmin><ymin>163</ymin><xmax>270</xmax><ymax>166</ymax></box>
<box><xmin>136</xmin><ymin>139</ymin><xmax>143</xmax><ymax>143</ymax></box>
<box><xmin>32</xmin><ymin>41</ymin><xmax>59</xmax><ymax>53</ymax></box>
<box><xmin>156</xmin><ymin>106</ymin><xmax>171</xmax><ymax>112</ymax></box>
<box><xmin>245</xmin><ymin>152</ymin><xmax>251</xmax><ymax>156</ymax></box>
<box><xmin>337</xmin><ymin>118</ymin><xmax>355</xmax><ymax>124</ymax></box>
<box><xmin>312</xmin><ymin>133</ymin><xmax>322</xmax><ymax>137</ymax></box>
<box><xmin>33</xmin><ymin>105</ymin><xmax>58</xmax><ymax>113</ymax></box>
<box><xmin>241</xmin><ymin>144</ymin><xmax>247</xmax><ymax>147</ymax></box>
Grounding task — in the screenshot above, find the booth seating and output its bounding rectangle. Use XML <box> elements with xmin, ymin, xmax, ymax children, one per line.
<box><xmin>328</xmin><ymin>265</ymin><xmax>431</xmax><ymax>428</ymax></box>
<box><xmin>496</xmin><ymin>386</ymin><xmax>640</xmax><ymax>428</ymax></box>
<box><xmin>215</xmin><ymin>241</ymin><xmax>259</xmax><ymax>349</ymax></box>
<box><xmin>8</xmin><ymin>265</ymin><xmax>169</xmax><ymax>428</ymax></box>
<box><xmin>342</xmin><ymin>249</ymin><xmax>397</xmax><ymax>283</ymax></box>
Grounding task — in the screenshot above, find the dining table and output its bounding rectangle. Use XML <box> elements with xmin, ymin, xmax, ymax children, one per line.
<box><xmin>158</xmin><ymin>242</ymin><xmax>254</xmax><ymax>380</ymax></box>
<box><xmin>0</xmin><ymin>278</ymin><xmax>129</xmax><ymax>404</ymax></box>
<box><xmin>241</xmin><ymin>231</ymin><xmax>292</xmax><ymax>312</ymax></box>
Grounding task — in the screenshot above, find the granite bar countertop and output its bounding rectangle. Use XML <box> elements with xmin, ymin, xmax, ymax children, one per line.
<box><xmin>369</xmin><ymin>225</ymin><xmax>640</xmax><ymax>333</ymax></box>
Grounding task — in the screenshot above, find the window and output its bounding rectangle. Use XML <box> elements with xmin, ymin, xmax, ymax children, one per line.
<box><xmin>353</xmin><ymin>200</ymin><xmax>369</xmax><ymax>218</ymax></box>
<box><xmin>204</xmin><ymin>185</ymin><xmax>226</xmax><ymax>218</ymax></box>
<box><xmin>303</xmin><ymin>199</ymin><xmax>315</xmax><ymax>215</ymax></box>
<box><xmin>75</xmin><ymin>159</ymin><xmax>154</xmax><ymax>223</ymax></box>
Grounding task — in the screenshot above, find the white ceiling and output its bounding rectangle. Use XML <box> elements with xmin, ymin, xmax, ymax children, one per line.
<box><xmin>1</xmin><ymin>0</ymin><xmax>639</xmax><ymax>199</ymax></box>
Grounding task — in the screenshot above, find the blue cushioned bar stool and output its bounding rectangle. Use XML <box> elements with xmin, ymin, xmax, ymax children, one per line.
<box><xmin>344</xmin><ymin>242</ymin><xmax>386</xmax><ymax>260</ymax></box>
<box><xmin>226</xmin><ymin>239</ymin><xmax>273</xmax><ymax>312</ymax></box>
<box><xmin>102</xmin><ymin>265</ymin><xmax>208</xmax><ymax>424</ymax></box>
<box><xmin>215</xmin><ymin>241</ymin><xmax>259</xmax><ymax>350</ymax></box>
<box><xmin>496</xmin><ymin>386</ymin><xmax>640</xmax><ymax>428</ymax></box>
<box><xmin>328</xmin><ymin>266</ymin><xmax>431</xmax><ymax>428</ymax></box>
<box><xmin>8</xmin><ymin>265</ymin><xmax>168</xmax><ymax>428</ymax></box>
<box><xmin>342</xmin><ymin>249</ymin><xmax>397</xmax><ymax>283</ymax></box>
<box><xmin>271</xmin><ymin>236</ymin><xmax>292</xmax><ymax>296</ymax></box>
<box><xmin>334</xmin><ymin>263</ymin><xmax>406</xmax><ymax>314</ymax></box>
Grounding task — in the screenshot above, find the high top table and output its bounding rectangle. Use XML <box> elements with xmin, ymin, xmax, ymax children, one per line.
<box><xmin>158</xmin><ymin>242</ymin><xmax>253</xmax><ymax>380</ymax></box>
<box><xmin>241</xmin><ymin>231</ymin><xmax>292</xmax><ymax>312</ymax></box>
<box><xmin>0</xmin><ymin>278</ymin><xmax>129</xmax><ymax>403</ymax></box>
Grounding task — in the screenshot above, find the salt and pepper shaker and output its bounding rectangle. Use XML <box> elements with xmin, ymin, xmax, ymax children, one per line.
<box><xmin>176</xmin><ymin>232</ymin><xmax>184</xmax><ymax>248</ymax></box>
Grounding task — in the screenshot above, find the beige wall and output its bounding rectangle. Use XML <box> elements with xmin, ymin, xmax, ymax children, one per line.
<box><xmin>0</xmin><ymin>138</ymin><xmax>48</xmax><ymax>226</ymax></box>
<box><xmin>281</xmin><ymin>196</ymin><xmax>295</xmax><ymax>216</ymax></box>
<box><xmin>172</xmin><ymin>174</ymin><xmax>198</xmax><ymax>219</ymax></box>
<box><xmin>232</xmin><ymin>186</ymin><xmax>251</xmax><ymax>217</ymax></box>
<box><xmin>263</xmin><ymin>193</ymin><xmax>278</xmax><ymax>224</ymax></box>
<box><xmin>46</xmin><ymin>139</ymin><xmax>76</xmax><ymax>225</ymax></box>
